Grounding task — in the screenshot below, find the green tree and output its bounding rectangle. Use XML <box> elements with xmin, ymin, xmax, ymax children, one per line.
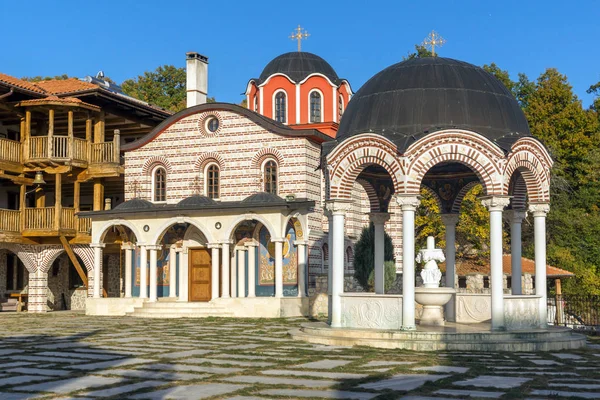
<box><xmin>483</xmin><ymin>63</ymin><xmax>516</xmax><ymax>94</ymax></box>
<box><xmin>121</xmin><ymin>65</ymin><xmax>188</xmax><ymax>113</ymax></box>
<box><xmin>22</xmin><ymin>74</ymin><xmax>70</xmax><ymax>82</ymax></box>
<box><xmin>353</xmin><ymin>223</ymin><xmax>394</xmax><ymax>290</ymax></box>
<box><xmin>403</xmin><ymin>44</ymin><xmax>433</xmax><ymax>60</ymax></box>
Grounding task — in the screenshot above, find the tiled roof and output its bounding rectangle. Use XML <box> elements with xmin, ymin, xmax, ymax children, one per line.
<box><xmin>17</xmin><ymin>95</ymin><xmax>101</xmax><ymax>111</ymax></box>
<box><xmin>34</xmin><ymin>78</ymin><xmax>97</xmax><ymax>94</ymax></box>
<box><xmin>0</xmin><ymin>73</ymin><xmax>46</xmax><ymax>94</ymax></box>
<box><xmin>451</xmin><ymin>255</ymin><xmax>574</xmax><ymax>278</ymax></box>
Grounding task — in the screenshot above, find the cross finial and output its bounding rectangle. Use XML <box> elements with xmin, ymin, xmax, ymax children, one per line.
<box><xmin>422</xmin><ymin>30</ymin><xmax>446</xmax><ymax>57</ymax></box>
<box><xmin>289</xmin><ymin>25</ymin><xmax>310</xmax><ymax>52</ymax></box>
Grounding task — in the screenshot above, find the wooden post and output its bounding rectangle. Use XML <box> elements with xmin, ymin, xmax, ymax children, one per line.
<box><xmin>113</xmin><ymin>129</ymin><xmax>120</xmax><ymax>164</ymax></box>
<box><xmin>67</xmin><ymin>110</ymin><xmax>74</xmax><ymax>159</ymax></box>
<box><xmin>74</xmin><ymin>181</ymin><xmax>80</xmax><ymax>213</ymax></box>
<box><xmin>35</xmin><ymin>187</ymin><xmax>45</xmax><ymax>208</ymax></box>
<box><xmin>24</xmin><ymin>111</ymin><xmax>31</xmax><ymax>161</ymax></box>
<box><xmin>86</xmin><ymin>115</ymin><xmax>92</xmax><ymax>163</ymax></box>
<box><xmin>48</xmin><ymin>109</ymin><xmax>54</xmax><ymax>159</ymax></box>
<box><xmin>93</xmin><ymin>179</ymin><xmax>104</xmax><ymax>211</ymax></box>
<box><xmin>555</xmin><ymin>278</ymin><xmax>563</xmax><ymax>325</ymax></box>
<box><xmin>19</xmin><ymin>118</ymin><xmax>25</xmax><ymax>163</ymax></box>
<box><xmin>54</xmin><ymin>173</ymin><xmax>62</xmax><ymax>231</ymax></box>
<box><xmin>93</xmin><ymin>111</ymin><xmax>105</xmax><ymax>143</ymax></box>
<box><xmin>19</xmin><ymin>182</ymin><xmax>25</xmax><ymax>231</ymax></box>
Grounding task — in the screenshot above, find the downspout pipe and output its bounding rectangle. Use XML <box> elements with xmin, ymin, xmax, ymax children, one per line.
<box><xmin>0</xmin><ymin>88</ymin><xmax>14</xmax><ymax>101</ymax></box>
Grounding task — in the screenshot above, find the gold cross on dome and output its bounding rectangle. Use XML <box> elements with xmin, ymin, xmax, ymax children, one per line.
<box><xmin>422</xmin><ymin>30</ymin><xmax>446</xmax><ymax>56</ymax></box>
<box><xmin>290</xmin><ymin>25</ymin><xmax>310</xmax><ymax>52</ymax></box>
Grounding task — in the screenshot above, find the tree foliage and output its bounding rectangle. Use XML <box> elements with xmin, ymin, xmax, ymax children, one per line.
<box><xmin>353</xmin><ymin>223</ymin><xmax>394</xmax><ymax>290</ymax></box>
<box><xmin>121</xmin><ymin>65</ymin><xmax>188</xmax><ymax>113</ymax></box>
<box><xmin>22</xmin><ymin>74</ymin><xmax>70</xmax><ymax>82</ymax></box>
<box><xmin>403</xmin><ymin>45</ymin><xmax>433</xmax><ymax>60</ymax></box>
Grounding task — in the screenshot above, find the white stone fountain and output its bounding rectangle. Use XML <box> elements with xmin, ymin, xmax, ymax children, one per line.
<box><xmin>414</xmin><ymin>236</ymin><xmax>455</xmax><ymax>326</ymax></box>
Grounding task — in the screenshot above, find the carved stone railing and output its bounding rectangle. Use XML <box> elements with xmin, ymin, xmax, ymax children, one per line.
<box><xmin>340</xmin><ymin>293</ymin><xmax>403</xmax><ymax>330</ymax></box>
<box><xmin>0</xmin><ymin>138</ymin><xmax>21</xmax><ymax>163</ymax></box>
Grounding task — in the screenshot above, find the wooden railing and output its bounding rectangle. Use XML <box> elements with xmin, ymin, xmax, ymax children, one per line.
<box><xmin>0</xmin><ymin>138</ymin><xmax>21</xmax><ymax>163</ymax></box>
<box><xmin>73</xmin><ymin>138</ymin><xmax>87</xmax><ymax>161</ymax></box>
<box><xmin>24</xmin><ymin>207</ymin><xmax>54</xmax><ymax>231</ymax></box>
<box><xmin>52</xmin><ymin>136</ymin><xmax>69</xmax><ymax>158</ymax></box>
<box><xmin>91</xmin><ymin>142</ymin><xmax>114</xmax><ymax>164</ymax></box>
<box><xmin>29</xmin><ymin>136</ymin><xmax>48</xmax><ymax>159</ymax></box>
<box><xmin>0</xmin><ymin>209</ymin><xmax>20</xmax><ymax>232</ymax></box>
<box><xmin>78</xmin><ymin>217</ymin><xmax>91</xmax><ymax>233</ymax></box>
<box><xmin>61</xmin><ymin>207</ymin><xmax>76</xmax><ymax>231</ymax></box>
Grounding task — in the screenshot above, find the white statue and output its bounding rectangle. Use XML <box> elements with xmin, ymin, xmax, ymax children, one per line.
<box><xmin>415</xmin><ymin>236</ymin><xmax>445</xmax><ymax>288</ymax></box>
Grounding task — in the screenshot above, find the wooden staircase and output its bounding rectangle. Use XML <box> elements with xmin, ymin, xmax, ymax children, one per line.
<box><xmin>126</xmin><ymin>298</ymin><xmax>234</xmax><ymax>319</ymax></box>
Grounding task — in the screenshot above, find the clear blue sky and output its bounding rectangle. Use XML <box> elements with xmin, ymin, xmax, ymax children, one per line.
<box><xmin>1</xmin><ymin>0</ymin><xmax>598</xmax><ymax>106</ymax></box>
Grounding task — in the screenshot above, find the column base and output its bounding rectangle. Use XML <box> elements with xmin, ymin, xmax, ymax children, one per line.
<box><xmin>400</xmin><ymin>325</ymin><xmax>417</xmax><ymax>331</ymax></box>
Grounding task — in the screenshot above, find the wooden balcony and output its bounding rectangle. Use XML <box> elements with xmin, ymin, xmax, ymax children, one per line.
<box><xmin>24</xmin><ymin>136</ymin><xmax>119</xmax><ymax>169</ymax></box>
<box><xmin>0</xmin><ymin>208</ymin><xmax>91</xmax><ymax>238</ymax></box>
<box><xmin>0</xmin><ymin>138</ymin><xmax>22</xmax><ymax>171</ymax></box>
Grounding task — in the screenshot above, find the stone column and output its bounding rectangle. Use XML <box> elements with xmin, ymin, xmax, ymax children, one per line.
<box><xmin>178</xmin><ymin>248</ymin><xmax>188</xmax><ymax>302</ymax></box>
<box><xmin>273</xmin><ymin>238</ymin><xmax>285</xmax><ymax>298</ymax></box>
<box><xmin>396</xmin><ymin>195</ymin><xmax>420</xmax><ymax>330</ymax></box>
<box><xmin>139</xmin><ymin>245</ymin><xmax>148</xmax><ymax>299</ymax></box>
<box><xmin>148</xmin><ymin>245</ymin><xmax>161</xmax><ymax>302</ymax></box>
<box><xmin>230</xmin><ymin>248</ymin><xmax>237</xmax><ymax>298</ymax></box>
<box><xmin>208</xmin><ymin>244</ymin><xmax>220</xmax><ymax>300</ymax></box>
<box><xmin>326</xmin><ymin>200</ymin><xmax>352</xmax><ymax>328</ymax></box>
<box><xmin>369</xmin><ymin>212</ymin><xmax>390</xmax><ymax>294</ymax></box>
<box><xmin>169</xmin><ymin>246</ymin><xmax>177</xmax><ymax>298</ymax></box>
<box><xmin>295</xmin><ymin>240</ymin><xmax>307</xmax><ymax>297</ymax></box>
<box><xmin>326</xmin><ymin>210</ymin><xmax>333</xmax><ymax>323</ymax></box>
<box><xmin>122</xmin><ymin>243</ymin><xmax>134</xmax><ymax>298</ymax></box>
<box><xmin>237</xmin><ymin>247</ymin><xmax>246</xmax><ymax>298</ymax></box>
<box><xmin>91</xmin><ymin>243</ymin><xmax>105</xmax><ymax>299</ymax></box>
<box><xmin>482</xmin><ymin>196</ymin><xmax>511</xmax><ymax>330</ymax></box>
<box><xmin>221</xmin><ymin>242</ymin><xmax>231</xmax><ymax>298</ymax></box>
<box><xmin>508</xmin><ymin>210</ymin><xmax>527</xmax><ymax>295</ymax></box>
<box><xmin>530</xmin><ymin>203</ymin><xmax>550</xmax><ymax>327</ymax></box>
<box><xmin>441</xmin><ymin>214</ymin><xmax>459</xmax><ymax>321</ymax></box>
<box><xmin>245</xmin><ymin>242</ymin><xmax>257</xmax><ymax>298</ymax></box>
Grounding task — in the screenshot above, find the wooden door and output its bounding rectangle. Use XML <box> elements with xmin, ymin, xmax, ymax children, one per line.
<box><xmin>189</xmin><ymin>249</ymin><xmax>211</xmax><ymax>302</ymax></box>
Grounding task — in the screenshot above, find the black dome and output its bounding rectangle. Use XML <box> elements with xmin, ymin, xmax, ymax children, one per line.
<box><xmin>177</xmin><ymin>195</ymin><xmax>217</xmax><ymax>208</ymax></box>
<box><xmin>336</xmin><ymin>57</ymin><xmax>531</xmax><ymax>153</ymax></box>
<box><xmin>257</xmin><ymin>52</ymin><xmax>340</xmax><ymax>85</ymax></box>
<box><xmin>114</xmin><ymin>198</ymin><xmax>154</xmax><ymax>210</ymax></box>
<box><xmin>241</xmin><ymin>192</ymin><xmax>285</xmax><ymax>205</ymax></box>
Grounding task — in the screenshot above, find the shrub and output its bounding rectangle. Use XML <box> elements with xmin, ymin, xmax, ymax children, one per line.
<box><xmin>353</xmin><ymin>222</ymin><xmax>394</xmax><ymax>290</ymax></box>
<box><xmin>367</xmin><ymin>260</ymin><xmax>398</xmax><ymax>292</ymax></box>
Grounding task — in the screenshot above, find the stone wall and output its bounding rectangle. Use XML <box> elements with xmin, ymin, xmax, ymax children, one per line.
<box><xmin>46</xmin><ymin>254</ymin><xmax>89</xmax><ymax>311</ymax></box>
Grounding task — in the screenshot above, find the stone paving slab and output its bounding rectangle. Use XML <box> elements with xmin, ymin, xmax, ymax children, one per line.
<box><xmin>363</xmin><ymin>360</ymin><xmax>416</xmax><ymax>367</ymax></box>
<box><xmin>158</xmin><ymin>349</ymin><xmax>215</xmax><ymax>359</ymax></box>
<box><xmin>414</xmin><ymin>365</ymin><xmax>469</xmax><ymax>373</ymax></box>
<box><xmin>0</xmin><ymin>392</ymin><xmax>40</xmax><ymax>400</ymax></box>
<box><xmin>138</xmin><ymin>363</ymin><xmax>244</xmax><ymax>374</ymax></box>
<box><xmin>83</xmin><ymin>380</ymin><xmax>166</xmax><ymax>397</ymax></box>
<box><xmin>454</xmin><ymin>375</ymin><xmax>532</xmax><ymax>389</ymax></box>
<box><xmin>10</xmin><ymin>367</ymin><xmax>73</xmax><ymax>377</ymax></box>
<box><xmin>0</xmin><ymin>374</ymin><xmax>52</xmax><ymax>387</ymax></box>
<box><xmin>549</xmin><ymin>383</ymin><xmax>600</xmax><ymax>389</ymax></box>
<box><xmin>221</xmin><ymin>375</ymin><xmax>337</xmax><ymax>387</ymax></box>
<box><xmin>359</xmin><ymin>374</ymin><xmax>449</xmax><ymax>391</ymax></box>
<box><xmin>530</xmin><ymin>389</ymin><xmax>600</xmax><ymax>399</ymax></box>
<box><xmin>128</xmin><ymin>383</ymin><xmax>247</xmax><ymax>399</ymax></box>
<box><xmin>435</xmin><ymin>388</ymin><xmax>505</xmax><ymax>398</ymax></box>
<box><xmin>260</xmin><ymin>388</ymin><xmax>378</xmax><ymax>399</ymax></box>
<box><xmin>293</xmin><ymin>359</ymin><xmax>352</xmax><ymax>369</ymax></box>
<box><xmin>35</xmin><ymin>351</ymin><xmax>123</xmax><ymax>360</ymax></box>
<box><xmin>529</xmin><ymin>359</ymin><xmax>563</xmax><ymax>366</ymax></box>
<box><xmin>66</xmin><ymin>357</ymin><xmax>155</xmax><ymax>370</ymax></box>
<box><xmin>14</xmin><ymin>376</ymin><xmax>122</xmax><ymax>394</ymax></box>
<box><xmin>262</xmin><ymin>368</ymin><xmax>368</xmax><ymax>380</ymax></box>
<box><xmin>183</xmin><ymin>358</ymin><xmax>274</xmax><ymax>367</ymax></box>
<box><xmin>94</xmin><ymin>368</ymin><xmax>209</xmax><ymax>381</ymax></box>
<box><xmin>551</xmin><ymin>353</ymin><xmax>583</xmax><ymax>360</ymax></box>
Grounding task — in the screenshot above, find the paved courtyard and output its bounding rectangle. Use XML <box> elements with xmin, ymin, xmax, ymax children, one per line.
<box><xmin>0</xmin><ymin>313</ymin><xmax>598</xmax><ymax>399</ymax></box>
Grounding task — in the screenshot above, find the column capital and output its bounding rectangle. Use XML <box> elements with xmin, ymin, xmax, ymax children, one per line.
<box><xmin>219</xmin><ymin>240</ymin><xmax>233</xmax><ymax>245</ymax></box>
<box><xmin>528</xmin><ymin>203</ymin><xmax>550</xmax><ymax>217</ymax></box>
<box><xmin>369</xmin><ymin>212</ymin><xmax>390</xmax><ymax>225</ymax></box>
<box><xmin>235</xmin><ymin>245</ymin><xmax>247</xmax><ymax>252</ymax></box>
<box><xmin>506</xmin><ymin>209</ymin><xmax>527</xmax><ymax>223</ymax></box>
<box><xmin>325</xmin><ymin>199</ymin><xmax>352</xmax><ymax>215</ymax></box>
<box><xmin>395</xmin><ymin>194</ymin><xmax>420</xmax><ymax>210</ymax></box>
<box><xmin>270</xmin><ymin>237</ymin><xmax>285</xmax><ymax>243</ymax></box>
<box><xmin>90</xmin><ymin>243</ymin><xmax>105</xmax><ymax>249</ymax></box>
<box><xmin>121</xmin><ymin>242</ymin><xmax>136</xmax><ymax>250</ymax></box>
<box><xmin>146</xmin><ymin>244</ymin><xmax>163</xmax><ymax>251</ymax></box>
<box><xmin>293</xmin><ymin>240</ymin><xmax>309</xmax><ymax>246</ymax></box>
<box><xmin>207</xmin><ymin>243</ymin><xmax>222</xmax><ymax>249</ymax></box>
<box><xmin>244</xmin><ymin>240</ymin><xmax>259</xmax><ymax>248</ymax></box>
<box><xmin>440</xmin><ymin>213</ymin><xmax>460</xmax><ymax>226</ymax></box>
<box><xmin>480</xmin><ymin>196</ymin><xmax>511</xmax><ymax>212</ymax></box>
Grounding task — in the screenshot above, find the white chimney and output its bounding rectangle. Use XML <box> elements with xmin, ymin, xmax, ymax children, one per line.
<box><xmin>186</xmin><ymin>52</ymin><xmax>208</xmax><ymax>107</ymax></box>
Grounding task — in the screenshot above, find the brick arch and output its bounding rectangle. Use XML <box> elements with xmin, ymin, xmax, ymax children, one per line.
<box><xmin>251</xmin><ymin>148</ymin><xmax>285</xmax><ymax>169</ymax></box>
<box><xmin>195</xmin><ymin>152</ymin><xmax>225</xmax><ymax>172</ymax></box>
<box><xmin>451</xmin><ymin>181</ymin><xmax>482</xmax><ymax>213</ymax></box>
<box><xmin>405</xmin><ymin>131</ymin><xmax>505</xmax><ymax>196</ymax></box>
<box><xmin>327</xmin><ymin>134</ymin><xmax>403</xmax><ymax>200</ymax></box>
<box><xmin>503</xmin><ymin>138</ymin><xmax>552</xmax><ymax>203</ymax></box>
<box><xmin>142</xmin><ymin>155</ymin><xmax>173</xmax><ymax>175</ymax></box>
<box><xmin>356</xmin><ymin>179</ymin><xmax>380</xmax><ymax>212</ymax></box>
<box><xmin>72</xmin><ymin>245</ymin><xmax>95</xmax><ymax>272</ymax></box>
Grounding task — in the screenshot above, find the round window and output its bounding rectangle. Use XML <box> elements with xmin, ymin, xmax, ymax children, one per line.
<box><xmin>206</xmin><ymin>117</ymin><xmax>219</xmax><ymax>133</ymax></box>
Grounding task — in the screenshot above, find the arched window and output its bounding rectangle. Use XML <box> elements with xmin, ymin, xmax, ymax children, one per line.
<box><xmin>321</xmin><ymin>243</ymin><xmax>329</xmax><ymax>272</ymax></box>
<box><xmin>153</xmin><ymin>167</ymin><xmax>166</xmax><ymax>202</ymax></box>
<box><xmin>274</xmin><ymin>91</ymin><xmax>286</xmax><ymax>123</ymax></box>
<box><xmin>264</xmin><ymin>160</ymin><xmax>278</xmax><ymax>195</ymax></box>
<box><xmin>338</xmin><ymin>95</ymin><xmax>344</xmax><ymax>120</ymax></box>
<box><xmin>206</xmin><ymin>164</ymin><xmax>220</xmax><ymax>199</ymax></box>
<box><xmin>345</xmin><ymin>246</ymin><xmax>353</xmax><ymax>272</ymax></box>
<box><xmin>310</xmin><ymin>91</ymin><xmax>322</xmax><ymax>123</ymax></box>
<box><xmin>254</xmin><ymin>96</ymin><xmax>258</xmax><ymax>112</ymax></box>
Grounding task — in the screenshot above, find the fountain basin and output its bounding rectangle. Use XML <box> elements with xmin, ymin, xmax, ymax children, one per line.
<box><xmin>415</xmin><ymin>287</ymin><xmax>456</xmax><ymax>326</ymax></box>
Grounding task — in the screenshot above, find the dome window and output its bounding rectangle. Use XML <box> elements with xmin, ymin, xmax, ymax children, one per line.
<box><xmin>310</xmin><ymin>91</ymin><xmax>322</xmax><ymax>123</ymax></box>
<box><xmin>274</xmin><ymin>91</ymin><xmax>287</xmax><ymax>123</ymax></box>
<box><xmin>338</xmin><ymin>95</ymin><xmax>344</xmax><ymax>120</ymax></box>
<box><xmin>206</xmin><ymin>116</ymin><xmax>219</xmax><ymax>133</ymax></box>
